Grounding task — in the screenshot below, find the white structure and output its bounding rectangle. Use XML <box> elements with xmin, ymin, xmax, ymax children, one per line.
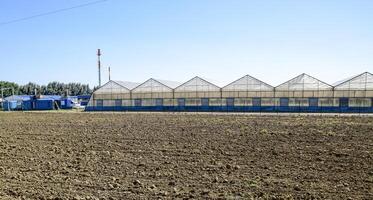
<box><xmin>88</xmin><ymin>80</ymin><xmax>139</xmax><ymax>107</ymax></box>
<box><xmin>86</xmin><ymin>72</ymin><xmax>373</xmax><ymax>112</ymax></box>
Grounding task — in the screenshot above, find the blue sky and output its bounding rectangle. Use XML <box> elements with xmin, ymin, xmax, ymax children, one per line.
<box><xmin>1</xmin><ymin>0</ymin><xmax>372</xmax><ymax>87</ymax></box>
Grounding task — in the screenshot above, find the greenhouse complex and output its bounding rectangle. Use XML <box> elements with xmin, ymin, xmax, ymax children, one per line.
<box><xmin>86</xmin><ymin>72</ymin><xmax>373</xmax><ymax>113</ymax></box>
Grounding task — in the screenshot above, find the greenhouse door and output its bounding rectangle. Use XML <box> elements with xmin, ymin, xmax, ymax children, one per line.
<box><xmin>252</xmin><ymin>98</ymin><xmax>261</xmax><ymax>111</ymax></box>
<box><xmin>280</xmin><ymin>98</ymin><xmax>289</xmax><ymax>106</ymax></box>
<box><xmin>226</xmin><ymin>98</ymin><xmax>234</xmax><ymax>111</ymax></box>
<box><xmin>339</xmin><ymin>98</ymin><xmax>349</xmax><ymax>112</ymax></box>
<box><xmin>252</xmin><ymin>98</ymin><xmax>261</xmax><ymax>106</ymax></box>
<box><xmin>115</xmin><ymin>99</ymin><xmax>122</xmax><ymax>111</ymax></box>
<box><xmin>201</xmin><ymin>98</ymin><xmax>209</xmax><ymax>111</ymax></box>
<box><xmin>177</xmin><ymin>98</ymin><xmax>185</xmax><ymax>111</ymax></box>
<box><xmin>96</xmin><ymin>100</ymin><xmax>103</xmax><ymax>111</ymax></box>
<box><xmin>155</xmin><ymin>98</ymin><xmax>163</xmax><ymax>111</ymax></box>
<box><xmin>279</xmin><ymin>98</ymin><xmax>289</xmax><ymax>112</ymax></box>
<box><xmin>134</xmin><ymin>99</ymin><xmax>142</xmax><ymax>108</ymax></box>
<box><xmin>309</xmin><ymin>98</ymin><xmax>318</xmax><ymax>112</ymax></box>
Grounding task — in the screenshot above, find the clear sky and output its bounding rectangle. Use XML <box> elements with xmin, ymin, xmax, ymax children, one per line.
<box><xmin>1</xmin><ymin>0</ymin><xmax>372</xmax><ymax>88</ymax></box>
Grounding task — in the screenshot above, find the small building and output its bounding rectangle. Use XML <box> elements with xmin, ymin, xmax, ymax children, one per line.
<box><xmin>77</xmin><ymin>95</ymin><xmax>91</xmax><ymax>106</ymax></box>
<box><xmin>3</xmin><ymin>95</ymin><xmax>34</xmax><ymax>111</ymax></box>
<box><xmin>34</xmin><ymin>95</ymin><xmax>62</xmax><ymax>110</ymax></box>
<box><xmin>60</xmin><ymin>96</ymin><xmax>76</xmax><ymax>109</ymax></box>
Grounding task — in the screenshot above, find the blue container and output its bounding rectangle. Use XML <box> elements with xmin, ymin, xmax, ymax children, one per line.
<box><xmin>78</xmin><ymin>95</ymin><xmax>91</xmax><ymax>106</ymax></box>
<box><xmin>78</xmin><ymin>95</ymin><xmax>91</xmax><ymax>100</ymax></box>
<box><xmin>60</xmin><ymin>99</ymin><xmax>73</xmax><ymax>109</ymax></box>
<box><xmin>3</xmin><ymin>101</ymin><xmax>17</xmax><ymax>110</ymax></box>
<box><xmin>22</xmin><ymin>100</ymin><xmax>33</xmax><ymax>110</ymax></box>
<box><xmin>34</xmin><ymin>99</ymin><xmax>54</xmax><ymax>110</ymax></box>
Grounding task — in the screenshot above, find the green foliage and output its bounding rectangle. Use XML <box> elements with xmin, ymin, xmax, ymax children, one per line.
<box><xmin>19</xmin><ymin>82</ymin><xmax>40</xmax><ymax>95</ymax></box>
<box><xmin>1</xmin><ymin>81</ymin><xmax>92</xmax><ymax>97</ymax></box>
<box><xmin>0</xmin><ymin>81</ymin><xmax>20</xmax><ymax>97</ymax></box>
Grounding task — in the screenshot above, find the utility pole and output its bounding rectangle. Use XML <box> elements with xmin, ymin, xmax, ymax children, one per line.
<box><xmin>108</xmin><ymin>66</ymin><xmax>111</xmax><ymax>81</ymax></box>
<box><xmin>97</xmin><ymin>49</ymin><xmax>102</xmax><ymax>87</ymax></box>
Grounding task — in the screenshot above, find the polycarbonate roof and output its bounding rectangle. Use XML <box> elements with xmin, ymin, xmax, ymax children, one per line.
<box><xmin>334</xmin><ymin>72</ymin><xmax>373</xmax><ymax>90</ymax></box>
<box><xmin>276</xmin><ymin>73</ymin><xmax>332</xmax><ymax>91</ymax></box>
<box><xmin>175</xmin><ymin>76</ymin><xmax>221</xmax><ymax>92</ymax></box>
<box><xmin>222</xmin><ymin>75</ymin><xmax>273</xmax><ymax>91</ymax></box>
<box><xmin>94</xmin><ymin>80</ymin><xmax>137</xmax><ymax>94</ymax></box>
<box><xmin>156</xmin><ymin>79</ymin><xmax>182</xmax><ymax>89</ymax></box>
<box><xmin>115</xmin><ymin>81</ymin><xmax>140</xmax><ymax>90</ymax></box>
<box><xmin>132</xmin><ymin>78</ymin><xmax>180</xmax><ymax>93</ymax></box>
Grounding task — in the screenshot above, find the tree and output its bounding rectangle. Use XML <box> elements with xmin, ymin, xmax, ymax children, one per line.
<box><xmin>19</xmin><ymin>82</ymin><xmax>40</xmax><ymax>95</ymax></box>
<box><xmin>1</xmin><ymin>81</ymin><xmax>92</xmax><ymax>97</ymax></box>
<box><xmin>0</xmin><ymin>81</ymin><xmax>20</xmax><ymax>97</ymax></box>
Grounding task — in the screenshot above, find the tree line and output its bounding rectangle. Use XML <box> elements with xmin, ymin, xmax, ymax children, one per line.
<box><xmin>0</xmin><ymin>81</ymin><xmax>92</xmax><ymax>97</ymax></box>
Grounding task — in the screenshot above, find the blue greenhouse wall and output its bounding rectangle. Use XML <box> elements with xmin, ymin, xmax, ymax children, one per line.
<box><xmin>85</xmin><ymin>105</ymin><xmax>373</xmax><ymax>113</ymax></box>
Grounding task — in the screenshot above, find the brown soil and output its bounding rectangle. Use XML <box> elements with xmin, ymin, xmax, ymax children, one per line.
<box><xmin>0</xmin><ymin>112</ymin><xmax>372</xmax><ymax>199</ymax></box>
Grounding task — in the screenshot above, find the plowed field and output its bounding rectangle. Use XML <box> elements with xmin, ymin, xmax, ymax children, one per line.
<box><xmin>0</xmin><ymin>112</ymin><xmax>372</xmax><ymax>199</ymax></box>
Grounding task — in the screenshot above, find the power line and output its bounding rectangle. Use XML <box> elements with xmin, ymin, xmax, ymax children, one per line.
<box><xmin>0</xmin><ymin>0</ymin><xmax>109</xmax><ymax>26</ymax></box>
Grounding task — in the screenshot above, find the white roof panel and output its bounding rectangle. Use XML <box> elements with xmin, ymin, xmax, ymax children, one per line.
<box><xmin>223</xmin><ymin>75</ymin><xmax>273</xmax><ymax>91</ymax></box>
<box><xmin>175</xmin><ymin>76</ymin><xmax>221</xmax><ymax>92</ymax></box>
<box><xmin>94</xmin><ymin>80</ymin><xmax>133</xmax><ymax>94</ymax></box>
<box><xmin>334</xmin><ymin>72</ymin><xmax>373</xmax><ymax>90</ymax></box>
<box><xmin>132</xmin><ymin>78</ymin><xmax>178</xmax><ymax>93</ymax></box>
<box><xmin>115</xmin><ymin>80</ymin><xmax>141</xmax><ymax>90</ymax></box>
<box><xmin>276</xmin><ymin>73</ymin><xmax>332</xmax><ymax>91</ymax></box>
<box><xmin>156</xmin><ymin>79</ymin><xmax>182</xmax><ymax>89</ymax></box>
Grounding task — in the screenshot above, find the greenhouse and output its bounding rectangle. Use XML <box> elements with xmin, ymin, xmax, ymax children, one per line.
<box><xmin>221</xmin><ymin>75</ymin><xmax>274</xmax><ymax>111</ymax></box>
<box><xmin>173</xmin><ymin>76</ymin><xmax>221</xmax><ymax>110</ymax></box>
<box><xmin>86</xmin><ymin>72</ymin><xmax>373</xmax><ymax>113</ymax></box>
<box><xmin>86</xmin><ymin>80</ymin><xmax>139</xmax><ymax>111</ymax></box>
<box><xmin>274</xmin><ymin>73</ymin><xmax>336</xmax><ymax>112</ymax></box>
<box><xmin>131</xmin><ymin>78</ymin><xmax>180</xmax><ymax>110</ymax></box>
<box><xmin>333</xmin><ymin>72</ymin><xmax>373</xmax><ymax>110</ymax></box>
